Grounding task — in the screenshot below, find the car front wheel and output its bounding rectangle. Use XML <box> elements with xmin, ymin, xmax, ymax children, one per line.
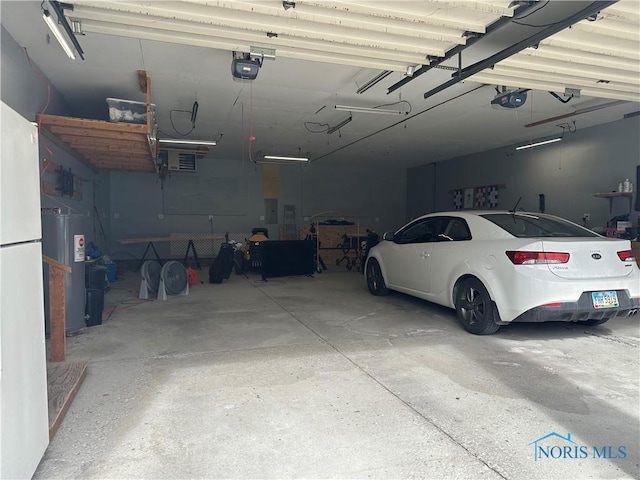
<box><xmin>366</xmin><ymin>259</ymin><xmax>388</xmax><ymax>296</ymax></box>
<box><xmin>454</xmin><ymin>278</ymin><xmax>500</xmax><ymax>335</ymax></box>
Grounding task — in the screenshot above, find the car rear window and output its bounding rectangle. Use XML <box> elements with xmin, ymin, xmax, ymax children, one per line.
<box><xmin>480</xmin><ymin>213</ymin><xmax>599</xmax><ymax>238</ymax></box>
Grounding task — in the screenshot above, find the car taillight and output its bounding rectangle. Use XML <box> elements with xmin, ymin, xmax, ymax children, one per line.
<box><xmin>506</xmin><ymin>251</ymin><xmax>570</xmax><ymax>265</ymax></box>
<box><xmin>541</xmin><ymin>302</ymin><xmax>563</xmax><ymax>308</ymax></box>
<box><xmin>617</xmin><ymin>250</ymin><xmax>635</xmax><ymax>262</ymax></box>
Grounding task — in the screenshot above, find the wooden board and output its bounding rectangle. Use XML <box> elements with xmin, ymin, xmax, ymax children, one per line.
<box><xmin>119</xmin><ymin>235</ymin><xmax>224</xmax><ymax>244</ymax></box>
<box><xmin>47</xmin><ymin>358</ymin><xmax>88</xmax><ymax>439</ymax></box>
<box><xmin>37</xmin><ymin>114</ymin><xmax>156</xmax><ymax>173</ymax></box>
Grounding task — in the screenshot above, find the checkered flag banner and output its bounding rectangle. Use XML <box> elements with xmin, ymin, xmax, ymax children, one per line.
<box><xmin>474</xmin><ymin>186</ymin><xmax>499</xmax><ymax>208</ymax></box>
<box><xmin>453</xmin><ymin>185</ymin><xmax>499</xmax><ymax>210</ymax></box>
<box><xmin>453</xmin><ymin>190</ymin><xmax>464</xmax><ymax>210</ymax></box>
<box><xmin>487</xmin><ymin>186</ymin><xmax>499</xmax><ymax>208</ymax></box>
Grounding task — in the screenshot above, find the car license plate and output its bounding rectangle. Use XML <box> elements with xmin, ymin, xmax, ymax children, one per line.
<box><xmin>592</xmin><ymin>291</ymin><xmax>619</xmax><ymax>309</ymax></box>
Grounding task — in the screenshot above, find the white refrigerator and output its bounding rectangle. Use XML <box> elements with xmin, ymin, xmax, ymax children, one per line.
<box><xmin>0</xmin><ymin>102</ymin><xmax>49</xmax><ymax>478</ymax></box>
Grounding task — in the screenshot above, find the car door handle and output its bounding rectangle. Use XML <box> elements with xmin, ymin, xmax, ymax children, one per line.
<box><xmin>420</xmin><ymin>252</ymin><xmax>429</xmax><ymax>259</ymax></box>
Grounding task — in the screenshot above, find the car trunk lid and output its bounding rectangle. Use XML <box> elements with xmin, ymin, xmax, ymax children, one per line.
<box><xmin>542</xmin><ymin>238</ymin><xmax>634</xmax><ymax>279</ymax></box>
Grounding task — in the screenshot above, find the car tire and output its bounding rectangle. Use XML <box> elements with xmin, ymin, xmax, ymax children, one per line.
<box><xmin>578</xmin><ymin>318</ymin><xmax>610</xmax><ymax>326</ymax></box>
<box><xmin>366</xmin><ymin>259</ymin><xmax>388</xmax><ymax>296</ymax></box>
<box><xmin>454</xmin><ymin>278</ymin><xmax>500</xmax><ymax>335</ymax></box>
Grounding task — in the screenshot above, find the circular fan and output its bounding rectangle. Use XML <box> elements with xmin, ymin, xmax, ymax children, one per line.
<box><xmin>160</xmin><ymin>260</ymin><xmax>189</xmax><ymax>296</ymax></box>
<box><xmin>139</xmin><ymin>260</ymin><xmax>162</xmax><ymax>299</ymax></box>
<box><xmin>141</xmin><ymin>260</ymin><xmax>162</xmax><ymax>293</ymax></box>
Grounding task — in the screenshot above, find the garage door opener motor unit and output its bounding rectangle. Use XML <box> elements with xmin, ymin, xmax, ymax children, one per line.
<box><xmin>232</xmin><ymin>52</ymin><xmax>261</xmax><ymax>80</ymax></box>
<box><xmin>491</xmin><ymin>88</ymin><xmax>527</xmax><ymax>109</ymax></box>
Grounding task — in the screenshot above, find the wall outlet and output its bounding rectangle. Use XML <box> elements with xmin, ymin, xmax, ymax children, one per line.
<box><xmin>583</xmin><ymin>213</ymin><xmax>590</xmax><ymax>221</ymax></box>
<box><xmin>158</xmin><ymin>213</ymin><xmax>164</xmax><ymax>220</ymax></box>
<box><xmin>113</xmin><ymin>213</ymin><xmax>119</xmax><ymax>219</ymax></box>
<box><xmin>208</xmin><ymin>215</ymin><xmax>214</xmax><ymax>221</ymax></box>
<box><xmin>260</xmin><ymin>215</ymin><xmax>265</xmax><ymax>221</ymax></box>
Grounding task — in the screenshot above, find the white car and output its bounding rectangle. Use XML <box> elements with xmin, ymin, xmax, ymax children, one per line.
<box><xmin>365</xmin><ymin>211</ymin><xmax>640</xmax><ymax>335</ymax></box>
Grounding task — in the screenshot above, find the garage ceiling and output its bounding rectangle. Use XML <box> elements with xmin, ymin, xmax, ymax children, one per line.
<box><xmin>1</xmin><ymin>1</ymin><xmax>639</xmax><ymax>169</ymax></box>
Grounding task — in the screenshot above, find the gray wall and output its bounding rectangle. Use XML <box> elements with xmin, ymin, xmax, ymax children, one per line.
<box><xmin>1</xmin><ymin>26</ymin><xmax>70</xmax><ymax>119</ymax></box>
<box><xmin>109</xmin><ymin>155</ymin><xmax>406</xmax><ymax>259</ymax></box>
<box><xmin>1</xmin><ymin>25</ymin><xmax>111</xmax><ymax>247</ymax></box>
<box><xmin>407</xmin><ymin>117</ymin><xmax>640</xmax><ymax>230</ymax></box>
<box><xmin>109</xmin><ymin>158</ymin><xmax>265</xmax><ymax>259</ymax></box>
<box><xmin>300</xmin><ymin>159</ymin><xmax>405</xmax><ymax>232</ymax></box>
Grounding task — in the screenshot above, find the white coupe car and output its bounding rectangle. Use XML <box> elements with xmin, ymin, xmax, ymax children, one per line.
<box><xmin>365</xmin><ymin>211</ymin><xmax>640</xmax><ymax>335</ymax></box>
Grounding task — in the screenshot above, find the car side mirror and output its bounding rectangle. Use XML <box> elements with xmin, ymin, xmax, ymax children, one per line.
<box><xmin>382</xmin><ymin>231</ymin><xmax>395</xmax><ymax>242</ymax></box>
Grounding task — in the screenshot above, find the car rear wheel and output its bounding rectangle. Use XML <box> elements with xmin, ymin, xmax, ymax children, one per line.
<box><xmin>577</xmin><ymin>318</ymin><xmax>610</xmax><ymax>326</ymax></box>
<box><xmin>366</xmin><ymin>259</ymin><xmax>388</xmax><ymax>296</ymax></box>
<box><xmin>455</xmin><ymin>278</ymin><xmax>500</xmax><ymax>335</ymax></box>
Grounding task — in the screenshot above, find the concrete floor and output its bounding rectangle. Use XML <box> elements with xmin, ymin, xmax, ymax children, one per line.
<box><xmin>35</xmin><ymin>268</ymin><xmax>639</xmax><ymax>479</ymax></box>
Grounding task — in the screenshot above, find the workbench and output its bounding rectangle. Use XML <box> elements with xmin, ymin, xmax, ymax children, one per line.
<box><xmin>119</xmin><ymin>235</ymin><xmax>224</xmax><ymax>271</ymax></box>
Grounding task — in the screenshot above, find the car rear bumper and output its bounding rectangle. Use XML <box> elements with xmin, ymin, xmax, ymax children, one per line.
<box><xmin>511</xmin><ymin>290</ymin><xmax>640</xmax><ymax>323</ymax></box>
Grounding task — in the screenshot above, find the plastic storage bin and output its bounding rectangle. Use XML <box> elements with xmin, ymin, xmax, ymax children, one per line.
<box><xmin>106</xmin><ymin>97</ymin><xmax>156</xmax><ymax>124</ymax></box>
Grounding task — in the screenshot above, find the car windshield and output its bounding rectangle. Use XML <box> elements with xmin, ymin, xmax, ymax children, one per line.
<box><xmin>481</xmin><ymin>213</ymin><xmax>599</xmax><ymax>238</ymax></box>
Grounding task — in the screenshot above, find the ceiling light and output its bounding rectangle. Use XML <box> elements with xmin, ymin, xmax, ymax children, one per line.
<box><xmin>263</xmin><ymin>155</ymin><xmax>308</xmax><ymax>162</ymax></box>
<box><xmin>335</xmin><ymin>105</ymin><xmax>405</xmax><ymax>115</ymax></box>
<box><xmin>516</xmin><ymin>137</ymin><xmax>563</xmax><ymax>151</ymax></box>
<box><xmin>42</xmin><ymin>10</ymin><xmax>76</xmax><ymax>60</ymax></box>
<box><xmin>327</xmin><ymin>116</ymin><xmax>352</xmax><ymax>135</ymax></box>
<box><xmin>257</xmin><ymin>155</ymin><xmax>309</xmax><ymax>165</ymax></box>
<box><xmin>158</xmin><ymin>139</ymin><xmax>217</xmax><ymax>146</ymax></box>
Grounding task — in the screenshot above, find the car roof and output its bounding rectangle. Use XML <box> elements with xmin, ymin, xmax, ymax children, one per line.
<box><xmin>416</xmin><ymin>210</ymin><xmax>546</xmax><ymax>219</ymax></box>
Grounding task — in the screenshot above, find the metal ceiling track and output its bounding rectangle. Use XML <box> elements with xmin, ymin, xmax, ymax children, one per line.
<box><xmin>49</xmin><ymin>0</ymin><xmax>85</xmax><ymax>60</ymax></box>
<box><xmin>420</xmin><ymin>0</ymin><xmax>617</xmax><ymax>101</ymax></box>
<box><xmin>386</xmin><ymin>2</ymin><xmax>537</xmax><ymax>95</ymax></box>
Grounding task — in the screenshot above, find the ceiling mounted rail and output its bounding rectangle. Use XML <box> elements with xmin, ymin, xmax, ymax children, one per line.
<box><xmin>386</xmin><ymin>2</ymin><xmax>537</xmax><ymax>94</ymax></box>
<box><xmin>422</xmin><ymin>0</ymin><xmax>617</xmax><ymax>101</ymax></box>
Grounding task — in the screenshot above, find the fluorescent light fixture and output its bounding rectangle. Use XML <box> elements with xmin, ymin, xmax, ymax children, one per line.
<box><xmin>515</xmin><ymin>137</ymin><xmax>562</xmax><ymax>150</ymax></box>
<box><xmin>327</xmin><ymin>116</ymin><xmax>353</xmax><ymax>134</ymax></box>
<box><xmin>43</xmin><ymin>10</ymin><xmax>76</xmax><ymax>60</ymax></box>
<box><xmin>335</xmin><ymin>105</ymin><xmax>404</xmax><ymax>115</ymax></box>
<box><xmin>158</xmin><ymin>139</ymin><xmax>217</xmax><ymax>146</ymax></box>
<box><xmin>263</xmin><ymin>155</ymin><xmax>308</xmax><ymax>162</ymax></box>
<box><xmin>257</xmin><ymin>155</ymin><xmax>309</xmax><ymax>165</ymax></box>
